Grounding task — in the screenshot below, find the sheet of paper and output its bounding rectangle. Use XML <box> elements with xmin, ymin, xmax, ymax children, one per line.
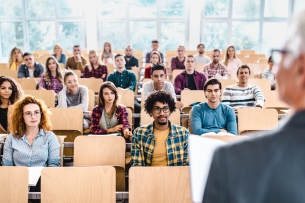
<box><xmin>189</xmin><ymin>134</ymin><xmax>226</xmax><ymax>203</ymax></box>
<box><xmin>28</xmin><ymin>167</ymin><xmax>44</xmax><ymax>186</ymax></box>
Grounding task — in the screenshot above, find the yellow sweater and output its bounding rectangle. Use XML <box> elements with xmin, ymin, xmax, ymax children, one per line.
<box><xmin>9</xmin><ymin>60</ymin><xmax>23</xmax><ymax>70</ymax></box>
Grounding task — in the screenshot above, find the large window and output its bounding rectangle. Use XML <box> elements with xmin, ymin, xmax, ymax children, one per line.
<box><xmin>98</xmin><ymin>0</ymin><xmax>188</xmax><ymax>52</ymax></box>
<box><xmin>0</xmin><ymin>0</ymin><xmax>85</xmax><ymax>57</ymax></box>
<box><xmin>202</xmin><ymin>0</ymin><xmax>291</xmax><ymax>55</ymax></box>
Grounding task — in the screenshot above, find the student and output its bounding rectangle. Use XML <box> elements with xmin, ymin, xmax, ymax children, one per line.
<box><xmin>191</xmin><ymin>78</ymin><xmax>237</xmax><ymax>135</ymax></box>
<box><xmin>17</xmin><ymin>52</ymin><xmax>45</xmax><ymax>78</ymax></box>
<box><xmin>222</xmin><ymin>45</ymin><xmax>242</xmax><ymax>76</ymax></box>
<box><xmin>38</xmin><ymin>56</ymin><xmax>63</xmax><ymax>94</ymax></box>
<box><xmin>145</xmin><ymin>39</ymin><xmax>164</xmax><ymax>63</ymax></box>
<box><xmin>171</xmin><ymin>45</ymin><xmax>186</xmax><ymax>71</ymax></box>
<box><xmin>90</xmin><ymin>81</ymin><xmax>132</xmax><ymax>139</ymax></box>
<box><xmin>8</xmin><ymin>47</ymin><xmax>24</xmax><ymax>70</ymax></box>
<box><xmin>131</xmin><ymin>91</ymin><xmax>189</xmax><ymax>166</ymax></box>
<box><xmin>144</xmin><ymin>51</ymin><xmax>167</xmax><ymax>79</ymax></box>
<box><xmin>82</xmin><ymin>50</ymin><xmax>108</xmax><ymax>80</ymax></box>
<box><xmin>262</xmin><ymin>56</ymin><xmax>276</xmax><ymax>90</ymax></box>
<box><xmin>0</xmin><ymin>76</ymin><xmax>24</xmax><ymax>133</ymax></box>
<box><xmin>65</xmin><ymin>45</ymin><xmax>87</xmax><ymax>72</ymax></box>
<box><xmin>3</xmin><ymin>95</ymin><xmax>60</xmax><ymax>167</ymax></box>
<box><xmin>57</xmin><ymin>71</ymin><xmax>89</xmax><ymax>129</ymax></box>
<box><xmin>101</xmin><ymin>42</ymin><xmax>116</xmax><ymax>64</ymax></box>
<box><xmin>52</xmin><ymin>44</ymin><xmax>67</xmax><ymax>65</ymax></box>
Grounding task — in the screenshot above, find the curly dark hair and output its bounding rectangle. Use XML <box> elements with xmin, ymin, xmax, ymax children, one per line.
<box><xmin>0</xmin><ymin>76</ymin><xmax>24</xmax><ymax>105</ymax></box>
<box><xmin>144</xmin><ymin>91</ymin><xmax>176</xmax><ymax>114</ymax></box>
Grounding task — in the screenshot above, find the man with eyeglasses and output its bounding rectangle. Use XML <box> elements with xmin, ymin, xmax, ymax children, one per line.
<box><xmin>203</xmin><ymin>11</ymin><xmax>305</xmax><ymax>203</ymax></box>
<box><xmin>222</xmin><ymin>65</ymin><xmax>264</xmax><ymax>113</ymax></box>
<box><xmin>191</xmin><ymin>78</ymin><xmax>237</xmax><ymax>135</ymax></box>
<box><xmin>130</xmin><ymin>91</ymin><xmax>189</xmax><ymax>166</ymax></box>
<box><xmin>171</xmin><ymin>45</ymin><xmax>186</xmax><ymax>71</ymax></box>
<box><xmin>142</xmin><ymin>64</ymin><xmax>184</xmax><ymax>109</ymax></box>
<box><xmin>203</xmin><ymin>49</ymin><xmax>229</xmax><ymax>79</ymax></box>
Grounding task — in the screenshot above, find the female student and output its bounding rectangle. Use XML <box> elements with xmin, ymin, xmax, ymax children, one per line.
<box><xmin>52</xmin><ymin>44</ymin><xmax>67</xmax><ymax>65</ymax></box>
<box><xmin>0</xmin><ymin>76</ymin><xmax>24</xmax><ymax>133</ymax></box>
<box><xmin>144</xmin><ymin>51</ymin><xmax>167</xmax><ymax>78</ymax></box>
<box><xmin>38</xmin><ymin>56</ymin><xmax>64</xmax><ymax>94</ymax></box>
<box><xmin>222</xmin><ymin>45</ymin><xmax>242</xmax><ymax>74</ymax></box>
<box><xmin>57</xmin><ymin>71</ymin><xmax>89</xmax><ymax>129</ymax></box>
<box><xmin>101</xmin><ymin>42</ymin><xmax>116</xmax><ymax>64</ymax></box>
<box><xmin>82</xmin><ymin>50</ymin><xmax>108</xmax><ymax>80</ymax></box>
<box><xmin>90</xmin><ymin>81</ymin><xmax>132</xmax><ymax>139</ymax></box>
<box><xmin>3</xmin><ymin>95</ymin><xmax>60</xmax><ymax>167</ymax></box>
<box><xmin>8</xmin><ymin>47</ymin><xmax>24</xmax><ymax>70</ymax></box>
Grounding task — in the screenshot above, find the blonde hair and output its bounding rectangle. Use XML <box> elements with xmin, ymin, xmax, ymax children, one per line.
<box><xmin>101</xmin><ymin>42</ymin><xmax>113</xmax><ymax>61</ymax></box>
<box><xmin>150</xmin><ymin>51</ymin><xmax>162</xmax><ymax>64</ymax></box>
<box><xmin>53</xmin><ymin>44</ymin><xmax>63</xmax><ymax>55</ymax></box>
<box><xmin>8</xmin><ymin>47</ymin><xmax>23</xmax><ymax>68</ymax></box>
<box><xmin>87</xmin><ymin>50</ymin><xmax>103</xmax><ymax>71</ymax></box>
<box><xmin>223</xmin><ymin>45</ymin><xmax>236</xmax><ymax>66</ymax></box>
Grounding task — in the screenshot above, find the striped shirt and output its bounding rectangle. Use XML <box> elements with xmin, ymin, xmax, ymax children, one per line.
<box><xmin>222</xmin><ymin>84</ymin><xmax>264</xmax><ymax>108</ymax></box>
<box><xmin>2</xmin><ymin>129</ymin><xmax>60</xmax><ymax>167</ymax></box>
<box><xmin>131</xmin><ymin>121</ymin><xmax>189</xmax><ymax>166</ymax></box>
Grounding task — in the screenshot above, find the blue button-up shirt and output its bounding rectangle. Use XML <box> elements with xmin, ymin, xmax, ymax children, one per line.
<box><xmin>2</xmin><ymin>129</ymin><xmax>60</xmax><ymax>167</ymax></box>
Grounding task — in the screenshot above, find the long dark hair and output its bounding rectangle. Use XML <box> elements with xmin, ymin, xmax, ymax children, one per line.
<box><xmin>98</xmin><ymin>81</ymin><xmax>119</xmax><ymax>115</ymax></box>
<box><xmin>0</xmin><ymin>76</ymin><xmax>24</xmax><ymax>105</ymax></box>
<box><xmin>44</xmin><ymin>56</ymin><xmax>63</xmax><ymax>85</ymax></box>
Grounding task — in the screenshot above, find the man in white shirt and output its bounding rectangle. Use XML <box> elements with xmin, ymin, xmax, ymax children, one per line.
<box><xmin>194</xmin><ymin>43</ymin><xmax>211</xmax><ymax>65</ymax></box>
<box><xmin>142</xmin><ymin>64</ymin><xmax>183</xmax><ymax>109</ymax></box>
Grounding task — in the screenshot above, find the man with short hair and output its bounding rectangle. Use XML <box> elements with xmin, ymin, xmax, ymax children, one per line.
<box><xmin>142</xmin><ymin>64</ymin><xmax>183</xmax><ymax>109</ymax></box>
<box><xmin>203</xmin><ymin>11</ymin><xmax>305</xmax><ymax>203</ymax></box>
<box><xmin>194</xmin><ymin>43</ymin><xmax>211</xmax><ymax>65</ymax></box>
<box><xmin>174</xmin><ymin>55</ymin><xmax>207</xmax><ymax>95</ymax></box>
<box><xmin>65</xmin><ymin>45</ymin><xmax>88</xmax><ymax>72</ymax></box>
<box><xmin>124</xmin><ymin>45</ymin><xmax>139</xmax><ymax>70</ymax></box>
<box><xmin>107</xmin><ymin>54</ymin><xmax>140</xmax><ymax>127</ymax></box>
<box><xmin>222</xmin><ymin>65</ymin><xmax>264</xmax><ymax>114</ymax></box>
<box><xmin>17</xmin><ymin>52</ymin><xmax>45</xmax><ymax>78</ymax></box>
<box><xmin>171</xmin><ymin>45</ymin><xmax>186</xmax><ymax>71</ymax></box>
<box><xmin>107</xmin><ymin>54</ymin><xmax>137</xmax><ymax>91</ymax></box>
<box><xmin>131</xmin><ymin>91</ymin><xmax>189</xmax><ymax>166</ymax></box>
<box><xmin>203</xmin><ymin>49</ymin><xmax>229</xmax><ymax>79</ymax></box>
<box><xmin>145</xmin><ymin>40</ymin><xmax>164</xmax><ymax>63</ymax></box>
<box><xmin>191</xmin><ymin>78</ymin><xmax>237</xmax><ymax>135</ymax></box>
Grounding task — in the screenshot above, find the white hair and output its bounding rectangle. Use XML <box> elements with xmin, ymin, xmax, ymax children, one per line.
<box><xmin>282</xmin><ymin>10</ymin><xmax>305</xmax><ymax>68</ymax></box>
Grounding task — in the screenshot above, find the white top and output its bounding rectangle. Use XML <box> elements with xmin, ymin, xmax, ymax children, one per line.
<box><xmin>28</xmin><ymin>69</ymin><xmax>34</xmax><ymax>78</ymax></box>
<box><xmin>142</xmin><ymin>80</ymin><xmax>176</xmax><ymax>101</ymax></box>
<box><xmin>194</xmin><ymin>54</ymin><xmax>211</xmax><ymax>65</ymax></box>
<box><xmin>224</xmin><ymin>58</ymin><xmax>242</xmax><ymax>72</ymax></box>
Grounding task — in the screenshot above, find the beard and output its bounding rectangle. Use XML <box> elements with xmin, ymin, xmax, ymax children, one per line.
<box><xmin>213</xmin><ymin>59</ymin><xmax>219</xmax><ymax>64</ymax></box>
<box><xmin>199</xmin><ymin>51</ymin><xmax>204</xmax><ymax>54</ymax></box>
<box><xmin>157</xmin><ymin>116</ymin><xmax>167</xmax><ymax>125</ymax></box>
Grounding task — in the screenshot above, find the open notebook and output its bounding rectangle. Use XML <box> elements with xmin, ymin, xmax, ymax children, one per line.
<box><xmin>189</xmin><ymin>134</ymin><xmax>226</xmax><ymax>203</ymax></box>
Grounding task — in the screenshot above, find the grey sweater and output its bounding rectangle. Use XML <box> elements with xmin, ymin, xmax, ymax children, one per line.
<box><xmin>57</xmin><ymin>85</ymin><xmax>88</xmax><ymax>111</ymax></box>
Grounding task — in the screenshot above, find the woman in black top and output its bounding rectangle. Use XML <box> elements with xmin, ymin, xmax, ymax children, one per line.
<box><xmin>0</xmin><ymin>76</ymin><xmax>23</xmax><ymax>133</ymax></box>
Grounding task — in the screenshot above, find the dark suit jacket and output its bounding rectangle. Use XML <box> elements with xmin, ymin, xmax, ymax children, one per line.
<box><xmin>203</xmin><ymin>110</ymin><xmax>305</xmax><ymax>203</ymax></box>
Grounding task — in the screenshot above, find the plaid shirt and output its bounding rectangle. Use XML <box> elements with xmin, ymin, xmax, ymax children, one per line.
<box><xmin>90</xmin><ymin>104</ymin><xmax>130</xmax><ymax>134</ymax></box>
<box><xmin>203</xmin><ymin>63</ymin><xmax>229</xmax><ymax>79</ymax></box>
<box><xmin>39</xmin><ymin>74</ymin><xmax>63</xmax><ymax>93</ymax></box>
<box><xmin>131</xmin><ymin>121</ymin><xmax>189</xmax><ymax>166</ymax></box>
<box><xmin>82</xmin><ymin>64</ymin><xmax>108</xmax><ymax>80</ymax></box>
